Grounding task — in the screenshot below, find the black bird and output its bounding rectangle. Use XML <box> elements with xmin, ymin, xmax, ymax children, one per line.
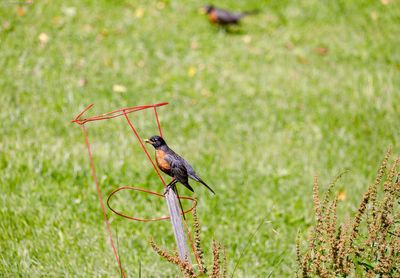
<box><xmin>203</xmin><ymin>5</ymin><xmax>258</xmax><ymax>26</ymax></box>
<box><xmin>145</xmin><ymin>135</ymin><xmax>215</xmax><ymax>195</ymax></box>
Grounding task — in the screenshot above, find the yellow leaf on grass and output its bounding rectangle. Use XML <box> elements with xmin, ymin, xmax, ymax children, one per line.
<box><xmin>338</xmin><ymin>191</ymin><xmax>346</xmax><ymax>201</ymax></box>
<box><xmin>188</xmin><ymin>66</ymin><xmax>196</xmax><ymax>77</ymax></box>
<box><xmin>243</xmin><ymin>35</ymin><xmax>252</xmax><ymax>44</ymax></box>
<box><xmin>370</xmin><ymin>12</ymin><xmax>378</xmax><ymax>21</ymax></box>
<box><xmin>62</xmin><ymin>6</ymin><xmax>77</xmax><ymax>17</ymax></box>
<box><xmin>38</xmin><ymin>33</ymin><xmax>49</xmax><ymax>45</ymax></box>
<box><xmin>113</xmin><ymin>84</ymin><xmax>127</xmax><ymax>93</ymax></box>
<box><xmin>16</xmin><ymin>7</ymin><xmax>26</xmax><ymax>17</ymax></box>
<box><xmin>135</xmin><ymin>8</ymin><xmax>144</xmax><ymax>18</ymax></box>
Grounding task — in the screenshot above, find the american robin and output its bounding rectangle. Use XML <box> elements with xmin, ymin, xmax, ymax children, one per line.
<box><xmin>145</xmin><ymin>135</ymin><xmax>215</xmax><ymax>195</ymax></box>
<box><xmin>203</xmin><ymin>5</ymin><xmax>258</xmax><ymax>26</ymax></box>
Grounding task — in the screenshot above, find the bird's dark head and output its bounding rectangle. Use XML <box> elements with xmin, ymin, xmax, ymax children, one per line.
<box><xmin>203</xmin><ymin>4</ymin><xmax>215</xmax><ymax>14</ymax></box>
<box><xmin>145</xmin><ymin>135</ymin><xmax>166</xmax><ymax>149</ymax></box>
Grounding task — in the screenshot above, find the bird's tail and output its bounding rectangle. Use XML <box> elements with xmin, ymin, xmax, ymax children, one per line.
<box><xmin>242</xmin><ymin>9</ymin><xmax>260</xmax><ymax>16</ymax></box>
<box><xmin>198</xmin><ymin>178</ymin><xmax>215</xmax><ymax>195</ymax></box>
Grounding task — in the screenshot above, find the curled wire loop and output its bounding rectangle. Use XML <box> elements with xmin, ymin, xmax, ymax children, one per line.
<box><xmin>106</xmin><ymin>186</ymin><xmax>197</xmax><ymax>222</ymax></box>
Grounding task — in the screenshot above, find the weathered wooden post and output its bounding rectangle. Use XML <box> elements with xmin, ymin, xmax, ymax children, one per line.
<box><xmin>165</xmin><ymin>189</ymin><xmax>191</xmax><ymax>262</ymax></box>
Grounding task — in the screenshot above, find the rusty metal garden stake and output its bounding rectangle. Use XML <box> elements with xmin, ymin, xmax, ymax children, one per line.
<box><xmin>72</xmin><ymin>103</ymin><xmax>198</xmax><ymax>276</ymax></box>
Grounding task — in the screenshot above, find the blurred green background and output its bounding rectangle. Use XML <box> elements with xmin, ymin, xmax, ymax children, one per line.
<box><xmin>1</xmin><ymin>0</ymin><xmax>399</xmax><ymax>276</ymax></box>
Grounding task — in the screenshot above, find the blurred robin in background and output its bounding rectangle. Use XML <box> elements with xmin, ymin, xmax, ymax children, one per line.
<box><xmin>145</xmin><ymin>135</ymin><xmax>215</xmax><ymax>219</ymax></box>
<box><xmin>203</xmin><ymin>5</ymin><xmax>259</xmax><ymax>26</ymax></box>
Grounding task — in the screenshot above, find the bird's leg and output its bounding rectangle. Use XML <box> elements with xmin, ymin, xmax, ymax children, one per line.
<box><xmin>173</xmin><ymin>185</ymin><xmax>186</xmax><ymax>220</ymax></box>
<box><xmin>164</xmin><ymin>179</ymin><xmax>177</xmax><ymax>196</ymax></box>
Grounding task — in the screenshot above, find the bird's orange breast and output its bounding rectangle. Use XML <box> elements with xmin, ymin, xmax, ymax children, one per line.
<box><xmin>156</xmin><ymin>150</ymin><xmax>170</xmax><ymax>172</ymax></box>
<box><xmin>208</xmin><ymin>10</ymin><xmax>219</xmax><ymax>23</ymax></box>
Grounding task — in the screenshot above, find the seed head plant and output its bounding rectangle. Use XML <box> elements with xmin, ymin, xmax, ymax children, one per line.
<box><xmin>297</xmin><ymin>149</ymin><xmax>400</xmax><ymax>277</ymax></box>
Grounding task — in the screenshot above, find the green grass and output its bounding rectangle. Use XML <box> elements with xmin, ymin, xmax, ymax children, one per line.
<box><xmin>1</xmin><ymin>0</ymin><xmax>399</xmax><ymax>276</ymax></box>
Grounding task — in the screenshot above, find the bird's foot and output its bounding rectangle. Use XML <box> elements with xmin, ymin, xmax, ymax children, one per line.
<box><xmin>163</xmin><ymin>184</ymin><xmax>173</xmax><ymax>196</ymax></box>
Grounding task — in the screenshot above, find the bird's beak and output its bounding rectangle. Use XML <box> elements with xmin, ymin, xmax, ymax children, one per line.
<box><xmin>144</xmin><ymin>139</ymin><xmax>151</xmax><ymax>144</ymax></box>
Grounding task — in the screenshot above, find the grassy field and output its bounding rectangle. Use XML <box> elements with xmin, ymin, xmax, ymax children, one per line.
<box><xmin>1</xmin><ymin>0</ymin><xmax>399</xmax><ymax>276</ymax></box>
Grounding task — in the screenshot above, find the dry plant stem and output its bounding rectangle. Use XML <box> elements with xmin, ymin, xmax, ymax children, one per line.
<box><xmin>375</xmin><ymin>159</ymin><xmax>399</xmax><ymax>275</ymax></box>
<box><xmin>326</xmin><ymin>197</ymin><xmax>338</xmax><ymax>271</ymax></box>
<box><xmin>321</xmin><ymin>170</ymin><xmax>348</xmax><ymax>217</ymax></box>
<box><xmin>339</xmin><ymin>220</ymin><xmax>351</xmax><ymax>275</ymax></box>
<box><xmin>150</xmin><ymin>209</ymin><xmax>228</xmax><ymax>277</ymax></box>
<box><xmin>301</xmin><ymin>228</ymin><xmax>314</xmax><ymax>277</ymax></box>
<box><xmin>311</xmin><ymin>176</ymin><xmax>329</xmax><ymax>277</ymax></box>
<box><xmin>381</xmin><ymin>158</ymin><xmax>399</xmax><ymax>215</ymax></box>
<box><xmin>349</xmin><ymin>184</ymin><xmax>373</xmax><ymax>251</ymax></box>
<box><xmin>222</xmin><ymin>246</ymin><xmax>227</xmax><ymax>278</ymax></box>
<box><xmin>211</xmin><ymin>240</ymin><xmax>221</xmax><ymax>278</ymax></box>
<box><xmin>150</xmin><ymin>239</ymin><xmax>197</xmax><ymax>278</ymax></box>
<box><xmin>192</xmin><ymin>207</ymin><xmax>207</xmax><ymax>274</ymax></box>
<box><xmin>296</xmin><ymin>233</ymin><xmax>302</xmax><ymax>271</ymax></box>
<box><xmin>313</xmin><ymin>176</ymin><xmax>323</xmax><ymax>230</ymax></box>
<box><xmin>332</xmin><ymin>225</ymin><xmax>341</xmax><ymax>275</ymax></box>
<box><xmin>349</xmin><ymin>153</ymin><xmax>391</xmax><ymax>273</ymax></box>
<box><xmin>367</xmin><ymin>149</ymin><xmax>391</xmax><ymax>242</ymax></box>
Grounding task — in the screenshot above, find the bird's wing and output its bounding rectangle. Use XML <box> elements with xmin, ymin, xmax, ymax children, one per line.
<box><xmin>216</xmin><ymin>9</ymin><xmax>243</xmax><ymax>22</ymax></box>
<box><xmin>165</xmin><ymin>153</ymin><xmax>194</xmax><ymax>192</ymax></box>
